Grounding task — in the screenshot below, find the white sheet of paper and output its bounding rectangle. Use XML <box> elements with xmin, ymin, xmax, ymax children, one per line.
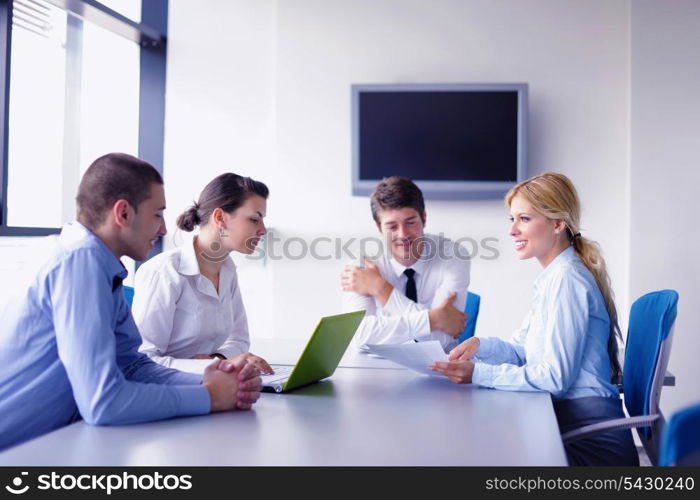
<box><xmin>366</xmin><ymin>341</ymin><xmax>448</xmax><ymax>375</ymax></box>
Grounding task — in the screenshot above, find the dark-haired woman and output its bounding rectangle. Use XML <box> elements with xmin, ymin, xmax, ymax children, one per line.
<box><xmin>132</xmin><ymin>173</ymin><xmax>273</xmax><ymax>374</ymax></box>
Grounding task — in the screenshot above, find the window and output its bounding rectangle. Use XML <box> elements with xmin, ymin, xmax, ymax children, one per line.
<box><xmin>78</xmin><ymin>19</ymin><xmax>141</xmax><ymax>208</ymax></box>
<box><xmin>7</xmin><ymin>1</ymin><xmax>68</xmax><ymax>228</ymax></box>
<box><xmin>0</xmin><ymin>0</ymin><xmax>167</xmax><ymax>236</ymax></box>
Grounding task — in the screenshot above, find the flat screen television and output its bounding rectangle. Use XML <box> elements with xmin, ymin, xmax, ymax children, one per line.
<box><xmin>351</xmin><ymin>83</ymin><xmax>528</xmax><ymax>199</ymax></box>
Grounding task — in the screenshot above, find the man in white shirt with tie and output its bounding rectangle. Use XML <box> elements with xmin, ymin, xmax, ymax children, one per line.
<box><xmin>341</xmin><ymin>176</ymin><xmax>471</xmax><ymax>352</ymax></box>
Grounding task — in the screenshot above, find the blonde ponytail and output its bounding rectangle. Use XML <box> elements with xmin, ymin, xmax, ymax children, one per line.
<box><xmin>506</xmin><ymin>173</ymin><xmax>622</xmax><ymax>381</ymax></box>
<box><xmin>573</xmin><ymin>236</ymin><xmax>622</xmax><ymax>379</ymax></box>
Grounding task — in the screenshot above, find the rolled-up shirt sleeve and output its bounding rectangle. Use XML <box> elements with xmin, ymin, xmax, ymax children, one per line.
<box><xmin>345</xmin><ymin>291</ymin><xmax>431</xmax><ymax>349</ymax></box>
<box><xmin>346</xmin><ymin>249</ymin><xmax>470</xmax><ymax>351</ymax></box>
<box><xmin>382</xmin><ymin>255</ymin><xmax>469</xmax><ymax>350</ymax></box>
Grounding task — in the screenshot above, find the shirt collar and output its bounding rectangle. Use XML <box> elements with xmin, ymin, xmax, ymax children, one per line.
<box><xmin>534</xmin><ymin>245</ymin><xmax>577</xmax><ymax>289</ymax></box>
<box><xmin>178</xmin><ymin>235</ymin><xmax>202</xmax><ymax>276</ymax></box>
<box><xmin>388</xmin><ymin>241</ymin><xmax>429</xmax><ymax>278</ymax></box>
<box><xmin>59</xmin><ymin>221</ymin><xmax>128</xmax><ymax>282</ymax></box>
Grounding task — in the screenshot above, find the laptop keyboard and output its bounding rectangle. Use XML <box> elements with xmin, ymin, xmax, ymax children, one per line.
<box><xmin>262</xmin><ymin>365</ymin><xmax>294</xmax><ymax>384</ymax></box>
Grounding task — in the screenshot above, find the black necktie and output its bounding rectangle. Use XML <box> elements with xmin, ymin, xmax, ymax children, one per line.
<box><xmin>404</xmin><ymin>268</ymin><xmax>417</xmax><ymax>302</ymax></box>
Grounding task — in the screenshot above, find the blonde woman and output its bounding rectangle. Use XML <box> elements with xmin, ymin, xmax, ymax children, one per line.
<box><xmin>431</xmin><ymin>173</ymin><xmax>637</xmax><ymax>466</ymax></box>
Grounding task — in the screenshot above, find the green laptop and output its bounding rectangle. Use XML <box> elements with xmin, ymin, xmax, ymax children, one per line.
<box><xmin>261</xmin><ymin>310</ymin><xmax>365</xmax><ymax>393</ymax></box>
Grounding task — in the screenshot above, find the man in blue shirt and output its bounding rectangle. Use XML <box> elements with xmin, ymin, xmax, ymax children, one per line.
<box><xmin>0</xmin><ymin>153</ymin><xmax>262</xmax><ymax>451</ymax></box>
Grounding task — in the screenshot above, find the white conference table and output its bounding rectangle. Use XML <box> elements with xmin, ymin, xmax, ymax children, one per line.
<box><xmin>0</xmin><ymin>339</ymin><xmax>568</xmax><ymax>466</ymax></box>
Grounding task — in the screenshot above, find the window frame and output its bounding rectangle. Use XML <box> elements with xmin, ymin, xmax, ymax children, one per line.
<box><xmin>0</xmin><ymin>0</ymin><xmax>168</xmax><ymax>236</ymax></box>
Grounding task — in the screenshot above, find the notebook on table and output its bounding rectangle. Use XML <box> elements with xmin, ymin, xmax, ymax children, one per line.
<box><xmin>261</xmin><ymin>310</ymin><xmax>365</xmax><ymax>393</ymax></box>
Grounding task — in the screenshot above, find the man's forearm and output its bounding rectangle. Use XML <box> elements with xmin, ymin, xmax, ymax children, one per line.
<box><xmin>372</xmin><ymin>280</ymin><xmax>394</xmax><ymax>306</ymax></box>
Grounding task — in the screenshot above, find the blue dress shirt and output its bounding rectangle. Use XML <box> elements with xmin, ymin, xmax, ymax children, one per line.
<box><xmin>472</xmin><ymin>246</ymin><xmax>619</xmax><ymax>400</ymax></box>
<box><xmin>0</xmin><ymin>222</ymin><xmax>211</xmax><ymax>451</ymax></box>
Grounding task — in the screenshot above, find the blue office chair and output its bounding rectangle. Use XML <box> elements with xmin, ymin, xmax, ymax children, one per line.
<box><xmin>562</xmin><ymin>289</ymin><xmax>679</xmax><ymax>465</ymax></box>
<box><xmin>458</xmin><ymin>291</ymin><xmax>481</xmax><ymax>343</ymax></box>
<box><xmin>659</xmin><ymin>402</ymin><xmax>700</xmax><ymax>466</ymax></box>
<box><xmin>123</xmin><ymin>285</ymin><xmax>135</xmax><ymax>306</ymax></box>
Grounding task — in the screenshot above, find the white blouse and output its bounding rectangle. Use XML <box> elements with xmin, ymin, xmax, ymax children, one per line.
<box><xmin>132</xmin><ymin>237</ymin><xmax>250</xmax><ymax>373</ymax></box>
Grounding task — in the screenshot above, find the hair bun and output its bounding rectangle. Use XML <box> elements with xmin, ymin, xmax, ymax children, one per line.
<box><xmin>176</xmin><ymin>205</ymin><xmax>201</xmax><ymax>232</ymax></box>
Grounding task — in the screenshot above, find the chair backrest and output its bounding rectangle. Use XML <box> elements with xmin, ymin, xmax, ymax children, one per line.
<box><xmin>659</xmin><ymin>402</ymin><xmax>700</xmax><ymax>466</ymax></box>
<box><xmin>458</xmin><ymin>291</ymin><xmax>481</xmax><ymax>343</ymax></box>
<box><xmin>123</xmin><ymin>285</ymin><xmax>135</xmax><ymax>306</ymax></box>
<box><xmin>622</xmin><ymin>289</ymin><xmax>678</xmax><ymax>463</ymax></box>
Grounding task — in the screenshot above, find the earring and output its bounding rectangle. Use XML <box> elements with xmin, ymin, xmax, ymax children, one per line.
<box><xmin>554</xmin><ymin>230</ymin><xmax>560</xmax><ymax>235</ymax></box>
<box><xmin>219</xmin><ymin>227</ymin><xmax>227</xmax><ymax>238</ymax></box>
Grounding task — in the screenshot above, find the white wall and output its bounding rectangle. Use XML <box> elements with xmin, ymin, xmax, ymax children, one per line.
<box><xmin>165</xmin><ymin>0</ymin><xmax>631</xmax><ymax>345</ymax></box>
<box><xmin>630</xmin><ymin>0</ymin><xmax>700</xmax><ymax>415</ymax></box>
<box><xmin>164</xmin><ymin>0</ymin><xmax>278</xmax><ymax>335</ymax></box>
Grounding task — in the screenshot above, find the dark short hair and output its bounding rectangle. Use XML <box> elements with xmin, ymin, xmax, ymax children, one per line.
<box><xmin>370</xmin><ymin>176</ymin><xmax>425</xmax><ymax>225</ymax></box>
<box><xmin>76</xmin><ymin>153</ymin><xmax>163</xmax><ymax>229</ymax></box>
<box><xmin>176</xmin><ymin>173</ymin><xmax>269</xmax><ymax>232</ymax></box>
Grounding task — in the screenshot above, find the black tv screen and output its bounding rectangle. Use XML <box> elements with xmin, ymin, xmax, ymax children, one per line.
<box><xmin>352</xmin><ymin>83</ymin><xmax>528</xmax><ymax>199</ymax></box>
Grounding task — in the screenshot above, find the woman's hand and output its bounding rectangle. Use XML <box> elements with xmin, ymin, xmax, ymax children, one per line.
<box><xmin>448</xmin><ymin>337</ymin><xmax>480</xmax><ymax>361</ymax></box>
<box><xmin>228</xmin><ymin>352</ymin><xmax>274</xmax><ymax>375</ymax></box>
<box><xmin>430</xmin><ymin>360</ymin><xmax>475</xmax><ymax>384</ymax></box>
